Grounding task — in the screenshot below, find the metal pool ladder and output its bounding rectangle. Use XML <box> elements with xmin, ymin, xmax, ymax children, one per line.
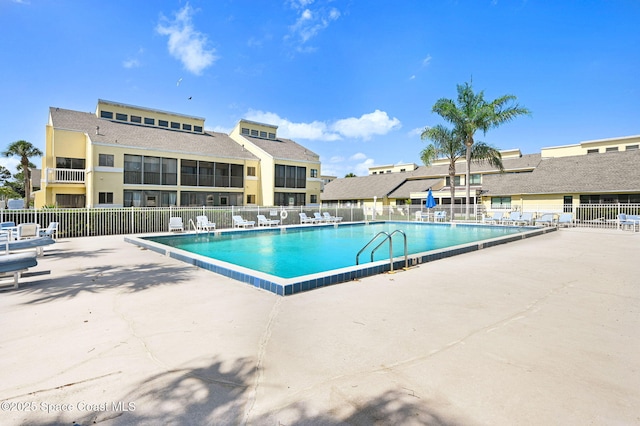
<box><xmin>356</xmin><ymin>230</ymin><xmax>408</xmax><ymax>272</ymax></box>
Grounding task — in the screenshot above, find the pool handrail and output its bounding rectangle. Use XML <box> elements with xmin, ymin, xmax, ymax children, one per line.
<box><xmin>356</xmin><ymin>229</ymin><xmax>408</xmax><ymax>272</ymax></box>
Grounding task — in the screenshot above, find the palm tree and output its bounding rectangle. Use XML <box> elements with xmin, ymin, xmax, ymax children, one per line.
<box><xmin>421</xmin><ymin>125</ymin><xmax>465</xmax><ymax>220</ymax></box>
<box><xmin>432</xmin><ymin>81</ymin><xmax>530</xmax><ymax>219</ymax></box>
<box><xmin>2</xmin><ymin>140</ymin><xmax>43</xmax><ymax>207</ymax></box>
<box><xmin>421</xmin><ymin>124</ymin><xmax>504</xmax><ymax>220</ymax></box>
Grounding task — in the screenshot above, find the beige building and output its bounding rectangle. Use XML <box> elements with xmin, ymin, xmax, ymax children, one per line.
<box><xmin>34</xmin><ymin>100</ymin><xmax>321</xmax><ymax>208</ymax></box>
<box><xmin>322</xmin><ymin>135</ymin><xmax>640</xmax><ymax>213</ymax></box>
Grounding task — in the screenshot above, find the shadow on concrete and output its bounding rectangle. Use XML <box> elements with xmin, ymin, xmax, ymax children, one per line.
<box><xmin>26</xmin><ymin>357</ymin><xmax>466</xmax><ymax>425</ymax></box>
<box><xmin>11</xmin><ymin>262</ymin><xmax>197</xmax><ymax>304</ymax></box>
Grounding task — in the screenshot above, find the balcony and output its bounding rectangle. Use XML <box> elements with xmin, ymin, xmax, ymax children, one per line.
<box><xmin>45</xmin><ymin>168</ymin><xmax>86</xmax><ymax>184</ymax></box>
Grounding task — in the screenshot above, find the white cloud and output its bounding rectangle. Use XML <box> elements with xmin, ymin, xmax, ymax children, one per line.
<box><xmin>332</xmin><ymin>110</ymin><xmax>401</xmax><ymax>141</ymax></box>
<box><xmin>122</xmin><ymin>59</ymin><xmax>141</xmax><ymax>69</ymax></box>
<box><xmin>287</xmin><ymin>2</ymin><xmax>341</xmax><ymax>48</ymax></box>
<box><xmin>408</xmin><ymin>127</ymin><xmax>424</xmax><ymax>137</ymax></box>
<box><xmin>243</xmin><ymin>109</ymin><xmax>401</xmax><ymax>142</ymax></box>
<box><xmin>157</xmin><ymin>3</ymin><xmax>218</xmax><ymax>75</ymax></box>
<box><xmin>422</xmin><ymin>54</ymin><xmax>432</xmax><ymax>67</ymax></box>
<box><xmin>329</xmin><ymin>156</ymin><xmax>344</xmax><ymax>163</ymax></box>
<box><xmin>0</xmin><ymin>157</ymin><xmax>21</xmax><ymax>175</ymax></box>
<box><xmin>350</xmin><ymin>152</ymin><xmax>367</xmax><ymax>161</ymax></box>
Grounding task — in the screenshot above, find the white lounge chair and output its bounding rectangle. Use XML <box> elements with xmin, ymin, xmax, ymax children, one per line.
<box><xmin>313</xmin><ymin>212</ymin><xmax>329</xmax><ymax>223</ymax></box>
<box><xmin>0</xmin><ymin>251</ymin><xmax>38</xmax><ymax>289</ymax></box>
<box><xmin>485</xmin><ymin>212</ymin><xmax>504</xmax><ymax>225</ymax></box>
<box><xmin>516</xmin><ymin>212</ymin><xmax>533</xmax><ymax>226</ymax></box>
<box><xmin>39</xmin><ymin>222</ymin><xmax>59</xmax><ymax>239</ymax></box>
<box><xmin>434</xmin><ymin>211</ymin><xmax>446</xmax><ymax>222</ymax></box>
<box><xmin>534</xmin><ymin>214</ymin><xmax>555</xmax><ymax>227</ymax></box>
<box><xmin>16</xmin><ymin>223</ymin><xmax>40</xmax><ymax>240</ymax></box>
<box><xmin>196</xmin><ymin>215</ymin><xmax>216</xmax><ymax>232</ymax></box>
<box><xmin>322</xmin><ymin>212</ymin><xmax>343</xmax><ymax>223</ymax></box>
<box><xmin>557</xmin><ymin>213</ymin><xmax>573</xmax><ymax>227</ymax></box>
<box><xmin>257</xmin><ymin>214</ymin><xmax>280</xmax><ymax>227</ymax></box>
<box><xmin>232</xmin><ymin>215</ymin><xmax>255</xmax><ymax>228</ymax></box>
<box><xmin>618</xmin><ymin>214</ymin><xmax>640</xmax><ymax>231</ymax></box>
<box><xmin>168</xmin><ymin>217</ymin><xmax>184</xmax><ymax>232</ymax></box>
<box><xmin>502</xmin><ymin>212</ymin><xmax>521</xmax><ymax>225</ymax></box>
<box><xmin>299</xmin><ymin>212</ymin><xmax>318</xmax><ymax>224</ymax></box>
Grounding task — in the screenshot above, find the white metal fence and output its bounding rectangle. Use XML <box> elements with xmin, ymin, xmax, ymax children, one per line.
<box><xmin>1</xmin><ymin>203</ymin><xmax>638</xmax><ymax>238</ymax></box>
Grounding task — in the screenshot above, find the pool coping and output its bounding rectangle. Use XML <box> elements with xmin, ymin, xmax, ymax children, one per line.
<box><xmin>125</xmin><ymin>221</ymin><xmax>556</xmax><ymax>296</ymax></box>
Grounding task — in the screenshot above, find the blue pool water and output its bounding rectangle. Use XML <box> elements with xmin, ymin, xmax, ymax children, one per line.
<box><xmin>144</xmin><ymin>222</ymin><xmax>530</xmax><ymax>279</ymax></box>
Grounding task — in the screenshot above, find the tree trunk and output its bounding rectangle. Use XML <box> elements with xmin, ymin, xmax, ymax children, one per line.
<box><xmin>465</xmin><ymin>143</ymin><xmax>472</xmax><ymax>220</ymax></box>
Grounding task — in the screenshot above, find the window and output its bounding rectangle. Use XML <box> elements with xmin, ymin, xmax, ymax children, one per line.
<box><xmin>251</xmin><ymin>129</ymin><xmax>258</xmax><ymax>136</ymax></box>
<box><xmin>98</xmin><ymin>192</ymin><xmax>113</xmax><ymax>204</ymax></box>
<box><xmin>446</xmin><ymin>176</ymin><xmax>462</xmax><ymax>186</ymax></box>
<box><xmin>171</xmin><ymin>122</ymin><xmax>180</xmax><ymax>129</ymax></box>
<box><xmin>194</xmin><ymin>126</ymin><xmax>203</xmax><ymax>133</ymax></box>
<box><xmin>56</xmin><ymin>194</ymin><xmax>85</xmax><ymax>208</ymax></box>
<box><xmin>162</xmin><ymin>158</ymin><xmax>177</xmax><ymax>185</ymax></box>
<box><xmin>144</xmin><ymin>117</ymin><xmax>155</xmax><ymax>125</ymax></box>
<box><xmin>587</xmin><ymin>149</ymin><xmax>599</xmax><ymax>154</ymax></box>
<box><xmin>491</xmin><ymin>197</ymin><xmax>511</xmax><ymax>209</ymax></box>
<box><xmin>275</xmin><ymin>165</ymin><xmax>306</xmax><ymax>188</ymax></box>
<box><xmin>241</xmin><ymin>128</ymin><xmax>250</xmax><ymax>135</ymax></box>
<box><xmin>470</xmin><ymin>174</ymin><xmax>482</xmax><ymax>185</ymax></box>
<box><xmin>268</xmin><ymin>133</ymin><xmax>276</xmax><ymax>139</ymax></box>
<box><xmin>260</xmin><ymin>131</ymin><xmax>267</xmax><ymax>138</ymax></box>
<box><xmin>116</xmin><ymin>113</ymin><xmax>127</xmax><ymax>121</ymax></box>
<box><xmin>143</xmin><ymin>156</ymin><xmax>161</xmax><ymax>185</ymax></box>
<box><xmin>247</xmin><ymin>194</ymin><xmax>256</xmax><ymax>204</ymax></box>
<box><xmin>230</xmin><ymin>164</ymin><xmax>244</xmax><ymax>188</ymax></box>
<box><xmin>182</xmin><ymin>124</ymin><xmax>192</xmax><ymax>131</ymax></box>
<box><xmin>274</xmin><ymin>192</ymin><xmax>305</xmax><ymax>206</ymax></box>
<box><xmin>247</xmin><ymin>166</ymin><xmax>256</xmax><ymax>177</ymax></box>
<box><xmin>100</xmin><ymin>111</ymin><xmax>113</xmax><ymax>119</ymax></box>
<box><xmin>626</xmin><ymin>144</ymin><xmax>639</xmax><ymax>151</ymax></box>
<box><xmin>199</xmin><ymin>161</ymin><xmax>214</xmax><ymax>186</ymax></box>
<box><xmin>181</xmin><ymin>160</ymin><xmax>198</xmax><ymax>186</ymax></box>
<box><xmin>131</xmin><ymin>115</ymin><xmax>141</xmax><ymax>123</ymax></box>
<box><xmin>606</xmin><ymin>147</ymin><xmax>618</xmax><ymax>152</ymax></box>
<box><xmin>56</xmin><ymin>157</ymin><xmax>85</xmax><ymax>169</ymax></box>
<box><xmin>310</xmin><ymin>169</ymin><xmax>318</xmax><ymax>178</ymax></box>
<box><xmin>124</xmin><ymin>155</ymin><xmax>142</xmax><ymax>184</ymax></box>
<box><xmin>124</xmin><ymin>190</ymin><xmax>177</xmax><ymax>207</ymax></box>
<box><xmin>98</xmin><ymin>154</ymin><xmax>114</xmax><ymax>167</ymax></box>
<box><xmin>159</xmin><ymin>120</ymin><xmax>169</xmax><ymax>127</ymax></box>
<box><xmin>310</xmin><ymin>194</ymin><xmax>318</xmax><ymax>204</ymax></box>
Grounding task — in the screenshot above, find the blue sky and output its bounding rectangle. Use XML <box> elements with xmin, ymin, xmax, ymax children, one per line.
<box><xmin>1</xmin><ymin>0</ymin><xmax>638</xmax><ymax>177</ymax></box>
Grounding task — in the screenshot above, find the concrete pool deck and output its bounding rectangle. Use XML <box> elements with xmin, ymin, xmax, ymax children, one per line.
<box><xmin>0</xmin><ymin>228</ymin><xmax>638</xmax><ymax>425</ymax></box>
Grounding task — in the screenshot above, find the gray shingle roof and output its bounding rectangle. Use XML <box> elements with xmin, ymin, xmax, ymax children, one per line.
<box><xmin>387</xmin><ymin>178</ymin><xmax>442</xmax><ymax>199</ymax></box>
<box><xmin>321</xmin><ymin>173</ymin><xmax>409</xmax><ymax>201</ymax></box>
<box><xmin>482</xmin><ymin>150</ymin><xmax>640</xmax><ymax>195</ymax></box>
<box><xmin>241</xmin><ymin>135</ymin><xmax>320</xmax><ymax>162</ymax></box>
<box><xmin>50</xmin><ymin>107</ymin><xmax>258</xmax><ymax>160</ymax></box>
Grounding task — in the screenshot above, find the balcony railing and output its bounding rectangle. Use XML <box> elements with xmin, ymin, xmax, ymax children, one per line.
<box><xmin>46</xmin><ymin>168</ymin><xmax>86</xmax><ymax>184</ymax></box>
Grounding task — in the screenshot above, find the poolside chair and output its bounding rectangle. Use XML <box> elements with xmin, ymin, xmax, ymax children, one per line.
<box><xmin>168</xmin><ymin>217</ymin><xmax>184</xmax><ymax>232</ymax></box>
<box><xmin>434</xmin><ymin>211</ymin><xmax>446</xmax><ymax>222</ymax></box>
<box><xmin>196</xmin><ymin>215</ymin><xmax>216</xmax><ymax>232</ymax></box>
<box><xmin>322</xmin><ymin>212</ymin><xmax>343</xmax><ymax>223</ymax></box>
<box><xmin>313</xmin><ymin>212</ymin><xmax>328</xmax><ymax>223</ymax></box>
<box><xmin>16</xmin><ymin>223</ymin><xmax>40</xmax><ymax>240</ymax></box>
<box><xmin>0</xmin><ymin>251</ymin><xmax>38</xmax><ymax>289</ymax></box>
<box><xmin>618</xmin><ymin>214</ymin><xmax>640</xmax><ymax>232</ymax></box>
<box><xmin>232</xmin><ymin>215</ymin><xmax>255</xmax><ymax>228</ymax></box>
<box><xmin>0</xmin><ymin>232</ymin><xmax>55</xmax><ymax>257</ymax></box>
<box><xmin>484</xmin><ymin>212</ymin><xmax>504</xmax><ymax>225</ymax></box>
<box><xmin>516</xmin><ymin>212</ymin><xmax>533</xmax><ymax>226</ymax></box>
<box><xmin>257</xmin><ymin>214</ymin><xmax>280</xmax><ymax>227</ymax></box>
<box><xmin>299</xmin><ymin>212</ymin><xmax>318</xmax><ymax>224</ymax></box>
<box><xmin>534</xmin><ymin>214</ymin><xmax>555</xmax><ymax>227</ymax></box>
<box><xmin>557</xmin><ymin>213</ymin><xmax>573</xmax><ymax>227</ymax></box>
<box><xmin>502</xmin><ymin>212</ymin><xmax>522</xmax><ymax>225</ymax></box>
<box><xmin>39</xmin><ymin>222</ymin><xmax>59</xmax><ymax>239</ymax></box>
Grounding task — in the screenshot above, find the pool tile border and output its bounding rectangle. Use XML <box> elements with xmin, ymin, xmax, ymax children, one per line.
<box><xmin>125</xmin><ymin>223</ymin><xmax>556</xmax><ymax>297</ymax></box>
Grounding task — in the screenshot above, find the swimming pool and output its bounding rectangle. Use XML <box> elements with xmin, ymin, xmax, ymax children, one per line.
<box><xmin>127</xmin><ymin>222</ymin><xmax>554</xmax><ymax>296</ymax></box>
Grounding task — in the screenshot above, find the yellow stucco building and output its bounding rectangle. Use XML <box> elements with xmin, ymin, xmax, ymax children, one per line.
<box><xmin>34</xmin><ymin>100</ymin><xmax>321</xmax><ymax>208</ymax></box>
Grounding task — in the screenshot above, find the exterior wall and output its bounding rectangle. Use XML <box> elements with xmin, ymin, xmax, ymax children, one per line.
<box><xmin>96</xmin><ymin>100</ymin><xmax>205</xmax><ymax>133</ymax></box>
<box><xmin>369</xmin><ymin>163</ymin><xmax>417</xmax><ymax>174</ymax></box>
<box><xmin>542</xmin><ymin>135</ymin><xmax>640</xmax><ymax>158</ymax></box>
